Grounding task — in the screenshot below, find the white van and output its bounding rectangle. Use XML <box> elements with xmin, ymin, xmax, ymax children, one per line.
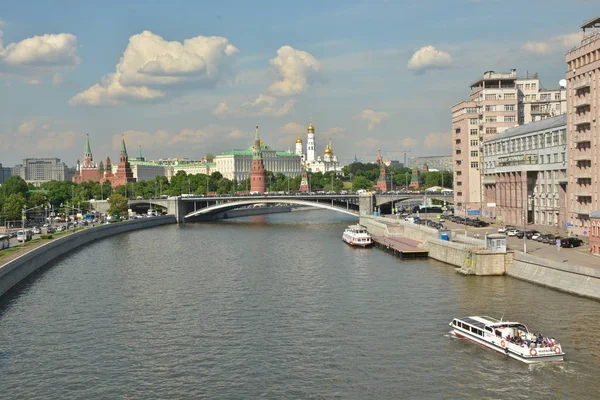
<box><xmin>17</xmin><ymin>230</ymin><xmax>33</xmax><ymax>242</ymax></box>
<box><xmin>357</xmin><ymin>189</ymin><xmax>367</xmax><ymax>195</ymax></box>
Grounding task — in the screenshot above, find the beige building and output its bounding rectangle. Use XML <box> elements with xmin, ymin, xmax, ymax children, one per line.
<box><xmin>452</xmin><ymin>70</ymin><xmax>566</xmax><ymax>215</ymax></box>
<box><xmin>565</xmin><ymin>16</ymin><xmax>600</xmax><ymax>236</ymax></box>
<box><xmin>482</xmin><ymin>115</ymin><xmax>567</xmax><ymax>227</ymax></box>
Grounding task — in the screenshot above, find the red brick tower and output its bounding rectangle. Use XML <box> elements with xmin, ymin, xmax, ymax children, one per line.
<box><xmin>250</xmin><ymin>126</ymin><xmax>267</xmax><ymax>193</ymax></box>
<box><xmin>375</xmin><ymin>148</ymin><xmax>391</xmax><ymax>192</ymax></box>
<box><xmin>299</xmin><ymin>168</ymin><xmax>310</xmax><ymax>193</ymax></box>
<box><xmin>73</xmin><ymin>134</ymin><xmax>101</xmax><ymax>183</ymax></box>
<box><xmin>109</xmin><ymin>135</ymin><xmax>136</xmax><ymax>188</ymax></box>
<box><xmin>104</xmin><ymin>156</ymin><xmax>114</xmax><ymax>178</ymax></box>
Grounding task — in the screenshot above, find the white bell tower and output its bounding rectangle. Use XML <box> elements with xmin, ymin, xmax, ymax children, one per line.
<box><xmin>306</xmin><ymin>118</ymin><xmax>315</xmax><ymax>163</ymax></box>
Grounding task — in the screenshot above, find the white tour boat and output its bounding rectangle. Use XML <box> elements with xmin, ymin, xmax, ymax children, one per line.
<box><xmin>449</xmin><ymin>316</ymin><xmax>564</xmax><ymax>363</ymax></box>
<box><xmin>342</xmin><ymin>225</ymin><xmax>373</xmax><ymax>247</ymax></box>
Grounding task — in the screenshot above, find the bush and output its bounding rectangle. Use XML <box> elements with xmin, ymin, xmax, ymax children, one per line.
<box><xmin>40</xmin><ymin>234</ymin><xmax>54</xmax><ymax>240</ymax></box>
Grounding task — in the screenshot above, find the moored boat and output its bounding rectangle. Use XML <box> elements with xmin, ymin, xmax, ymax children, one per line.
<box><xmin>342</xmin><ymin>224</ymin><xmax>373</xmax><ymax>247</ymax></box>
<box><xmin>449</xmin><ymin>316</ymin><xmax>564</xmax><ymax>363</ymax></box>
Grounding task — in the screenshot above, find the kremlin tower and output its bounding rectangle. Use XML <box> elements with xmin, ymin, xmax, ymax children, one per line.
<box><xmin>109</xmin><ymin>135</ymin><xmax>136</xmax><ymax>188</ymax></box>
<box><xmin>375</xmin><ymin>149</ymin><xmax>391</xmax><ymax>192</ymax></box>
<box><xmin>73</xmin><ymin>134</ymin><xmax>101</xmax><ymax>184</ymax></box>
<box><xmin>250</xmin><ymin>126</ymin><xmax>267</xmax><ymax>193</ymax></box>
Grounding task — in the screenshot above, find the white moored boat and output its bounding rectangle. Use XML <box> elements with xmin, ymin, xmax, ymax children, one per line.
<box><xmin>449</xmin><ymin>316</ymin><xmax>564</xmax><ymax>363</ymax></box>
<box><xmin>342</xmin><ymin>225</ymin><xmax>373</xmax><ymax>247</ymax></box>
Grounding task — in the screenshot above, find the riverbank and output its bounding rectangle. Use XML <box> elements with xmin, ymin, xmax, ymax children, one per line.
<box><xmin>0</xmin><ymin>215</ymin><xmax>176</xmax><ymax>299</ymax></box>
<box><xmin>360</xmin><ymin>215</ymin><xmax>600</xmax><ymax>301</ymax></box>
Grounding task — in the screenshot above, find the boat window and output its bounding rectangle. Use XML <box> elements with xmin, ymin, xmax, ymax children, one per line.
<box><xmin>485</xmin><ymin>327</ymin><xmax>492</xmax><ymax>332</ymax></box>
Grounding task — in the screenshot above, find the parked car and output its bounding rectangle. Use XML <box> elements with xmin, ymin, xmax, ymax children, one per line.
<box><xmin>531</xmin><ymin>232</ymin><xmax>542</xmax><ymax>240</ymax></box>
<box><xmin>541</xmin><ymin>234</ymin><xmax>558</xmax><ymax>244</ymax></box>
<box><xmin>32</xmin><ymin>226</ymin><xmax>42</xmax><ymax>234</ymax></box>
<box><xmin>46</xmin><ymin>227</ymin><xmax>56</xmax><ymax>234</ymax></box>
<box><xmin>497</xmin><ymin>226</ymin><xmax>507</xmax><ymax>233</ymax></box>
<box><xmin>56</xmin><ymin>225</ymin><xmax>66</xmax><ymax>232</ymax></box>
<box><xmin>561</xmin><ymin>237</ymin><xmax>583</xmax><ymax>248</ymax></box>
<box><xmin>506</xmin><ymin>229</ymin><xmax>519</xmax><ymax>237</ymax></box>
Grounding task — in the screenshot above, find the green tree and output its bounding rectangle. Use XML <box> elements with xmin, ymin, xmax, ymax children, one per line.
<box><xmin>0</xmin><ymin>176</ymin><xmax>29</xmax><ymax>199</ymax></box>
<box><xmin>352</xmin><ymin>176</ymin><xmax>373</xmax><ymax>190</ymax></box>
<box><xmin>3</xmin><ymin>193</ymin><xmax>27</xmax><ymax>221</ymax></box>
<box><xmin>29</xmin><ymin>192</ymin><xmax>49</xmax><ymax>208</ymax></box>
<box><xmin>107</xmin><ymin>194</ymin><xmax>128</xmax><ymax>217</ymax></box>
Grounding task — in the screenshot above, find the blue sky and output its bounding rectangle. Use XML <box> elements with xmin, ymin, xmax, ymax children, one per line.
<box><xmin>0</xmin><ymin>0</ymin><xmax>597</xmax><ymax>166</ymax></box>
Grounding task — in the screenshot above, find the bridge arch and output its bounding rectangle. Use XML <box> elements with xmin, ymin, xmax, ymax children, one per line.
<box><xmin>185</xmin><ymin>198</ymin><xmax>359</xmax><ymax>220</ymax></box>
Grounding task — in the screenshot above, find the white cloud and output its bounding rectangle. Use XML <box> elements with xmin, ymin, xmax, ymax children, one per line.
<box><xmin>0</xmin><ymin>120</ymin><xmax>82</xmax><ymax>152</ymax></box>
<box><xmin>52</xmin><ymin>72</ymin><xmax>64</xmax><ymax>85</ymax></box>
<box><xmin>280</xmin><ymin>122</ymin><xmax>305</xmax><ymax>135</ymax></box>
<box><xmin>423</xmin><ymin>132</ymin><xmax>452</xmax><ymax>149</ymax></box>
<box><xmin>268</xmin><ymin>45</ymin><xmax>322</xmax><ymax>96</ymax></box>
<box><xmin>521</xmin><ymin>33</ymin><xmax>580</xmax><ymax>55</ymax></box>
<box><xmin>0</xmin><ymin>30</ymin><xmax>79</xmax><ymax>82</ymax></box>
<box><xmin>324</xmin><ymin>126</ymin><xmax>346</xmax><ymax>137</ymax></box>
<box><xmin>407</xmin><ymin>45</ymin><xmax>452</xmax><ymax>73</ymax></box>
<box><xmin>353</xmin><ymin>109</ymin><xmax>390</xmax><ymax>131</ymax></box>
<box><xmin>400</xmin><ymin>137</ymin><xmax>417</xmax><ymax>148</ymax></box>
<box><xmin>70</xmin><ymin>30</ymin><xmax>239</xmax><ymax>106</ymax></box>
<box><xmin>213</xmin><ymin>94</ymin><xmax>294</xmax><ymax>117</ymax></box>
<box><xmin>113</xmin><ymin>125</ymin><xmax>247</xmax><ymax>150</ymax></box>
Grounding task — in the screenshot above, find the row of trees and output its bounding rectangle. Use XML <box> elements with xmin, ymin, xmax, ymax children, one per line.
<box><xmin>1</xmin><ymin>162</ymin><xmax>452</xmax><ymax>222</ymax></box>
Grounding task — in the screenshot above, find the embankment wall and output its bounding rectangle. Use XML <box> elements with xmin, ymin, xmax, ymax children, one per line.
<box><xmin>508</xmin><ymin>252</ymin><xmax>600</xmax><ymax>301</ymax></box>
<box><xmin>0</xmin><ymin>215</ymin><xmax>176</xmax><ymax>299</ymax></box>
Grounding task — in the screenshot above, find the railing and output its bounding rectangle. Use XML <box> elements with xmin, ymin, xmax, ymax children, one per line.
<box><xmin>573</xmin><ymin>78</ymin><xmax>591</xmax><ymax>90</ymax></box>
<box><xmin>573</xmin><ymin>131</ymin><xmax>591</xmax><ymax>143</ymax></box>
<box><xmin>573</xmin><ymin>113</ymin><xmax>591</xmax><ymax>126</ymax></box>
<box><xmin>573</xmin><ymin>96</ymin><xmax>590</xmax><ymax>108</ymax></box>
<box><xmin>572</xmin><ymin>153</ymin><xmax>592</xmax><ymax>161</ymax></box>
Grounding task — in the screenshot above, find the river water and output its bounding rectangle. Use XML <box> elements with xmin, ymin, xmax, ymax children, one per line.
<box><xmin>0</xmin><ymin>210</ymin><xmax>599</xmax><ymax>399</ymax></box>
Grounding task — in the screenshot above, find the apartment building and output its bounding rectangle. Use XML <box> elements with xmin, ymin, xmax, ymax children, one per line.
<box><xmin>482</xmin><ymin>115</ymin><xmax>567</xmax><ymax>227</ymax></box>
<box><xmin>565</xmin><ymin>16</ymin><xmax>600</xmax><ymax>239</ymax></box>
<box><xmin>407</xmin><ymin>155</ymin><xmax>453</xmax><ymax>171</ymax></box>
<box><xmin>452</xmin><ymin>69</ymin><xmax>566</xmax><ymax>215</ymax></box>
<box><xmin>0</xmin><ymin>163</ymin><xmax>12</xmax><ymax>184</ymax></box>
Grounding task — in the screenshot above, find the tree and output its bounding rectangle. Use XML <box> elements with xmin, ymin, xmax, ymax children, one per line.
<box><xmin>29</xmin><ymin>192</ymin><xmax>49</xmax><ymax>208</ymax></box>
<box><xmin>0</xmin><ymin>176</ymin><xmax>29</xmax><ymax>199</ymax></box>
<box><xmin>352</xmin><ymin>176</ymin><xmax>372</xmax><ymax>190</ymax></box>
<box><xmin>3</xmin><ymin>193</ymin><xmax>27</xmax><ymax>221</ymax></box>
<box><xmin>107</xmin><ymin>194</ymin><xmax>128</xmax><ymax>218</ymax></box>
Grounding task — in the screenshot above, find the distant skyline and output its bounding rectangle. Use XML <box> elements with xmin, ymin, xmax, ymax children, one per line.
<box><xmin>1</xmin><ymin>1</ymin><xmax>597</xmax><ymax>166</ymax></box>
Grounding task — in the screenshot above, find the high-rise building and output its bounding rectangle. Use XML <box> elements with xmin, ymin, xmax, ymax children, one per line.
<box><xmin>406</xmin><ymin>155</ymin><xmax>452</xmax><ymax>171</ymax></box>
<box><xmin>451</xmin><ymin>69</ymin><xmax>565</xmax><ymax>214</ymax></box>
<box><xmin>0</xmin><ymin>163</ymin><xmax>12</xmax><ymax>184</ymax></box>
<box><xmin>15</xmin><ymin>158</ymin><xmax>70</xmax><ymax>186</ymax></box>
<box><xmin>565</xmin><ymin>15</ymin><xmax>600</xmax><ymax>238</ymax></box>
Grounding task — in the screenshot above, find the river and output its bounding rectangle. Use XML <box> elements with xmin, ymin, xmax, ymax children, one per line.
<box><xmin>0</xmin><ymin>210</ymin><xmax>599</xmax><ymax>399</ymax></box>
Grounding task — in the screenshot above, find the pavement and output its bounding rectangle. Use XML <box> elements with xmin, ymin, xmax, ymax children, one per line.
<box><xmin>384</xmin><ymin>214</ymin><xmax>600</xmax><ymax>271</ymax></box>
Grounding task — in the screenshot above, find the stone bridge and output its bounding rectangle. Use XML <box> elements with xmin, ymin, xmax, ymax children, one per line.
<box><xmin>127</xmin><ymin>193</ymin><xmax>453</xmax><ymax>223</ymax></box>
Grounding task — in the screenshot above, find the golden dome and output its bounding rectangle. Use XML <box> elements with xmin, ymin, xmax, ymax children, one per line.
<box><xmin>296</xmin><ymin>136</ymin><xmax>303</xmax><ymax>144</ymax></box>
<box><xmin>307</xmin><ymin>118</ymin><xmax>315</xmax><ymax>134</ymax></box>
<box><xmin>324</xmin><ymin>145</ymin><xmax>332</xmax><ymax>155</ymax></box>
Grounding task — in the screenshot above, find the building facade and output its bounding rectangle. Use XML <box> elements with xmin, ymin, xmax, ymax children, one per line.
<box><xmin>406</xmin><ymin>155</ymin><xmax>452</xmax><ymax>171</ymax></box>
<box><xmin>15</xmin><ymin>158</ymin><xmax>71</xmax><ymax>186</ymax></box>
<box><xmin>298</xmin><ymin>120</ymin><xmax>342</xmax><ymax>174</ymax></box>
<box><xmin>452</xmin><ymin>69</ymin><xmax>566</xmax><ymax>215</ymax></box>
<box><xmin>0</xmin><ymin>163</ymin><xmax>12</xmax><ymax>184</ymax></box>
<box><xmin>565</xmin><ymin>16</ymin><xmax>600</xmax><ymax>237</ymax></box>
<box><xmin>482</xmin><ymin>115</ymin><xmax>568</xmax><ymax>227</ymax></box>
<box><xmin>590</xmin><ymin>210</ymin><xmax>600</xmax><ymax>255</ymax></box>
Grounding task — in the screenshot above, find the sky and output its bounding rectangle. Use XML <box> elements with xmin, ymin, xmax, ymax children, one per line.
<box><xmin>0</xmin><ymin>0</ymin><xmax>597</xmax><ymax>167</ymax></box>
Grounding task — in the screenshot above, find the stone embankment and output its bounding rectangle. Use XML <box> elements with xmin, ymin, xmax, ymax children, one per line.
<box><xmin>0</xmin><ymin>215</ymin><xmax>176</xmax><ymax>299</ymax></box>
<box><xmin>359</xmin><ymin>215</ymin><xmax>600</xmax><ymax>301</ymax></box>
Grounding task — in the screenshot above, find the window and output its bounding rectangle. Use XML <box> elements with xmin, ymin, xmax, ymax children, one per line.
<box><xmin>553</xmin><ymin>131</ymin><xmax>559</xmax><ymax>145</ymax></box>
<box><xmin>517</xmin><ymin>84</ymin><xmax>523</xmax><ymax>90</ymax></box>
<box><xmin>561</xmin><ymin>152</ymin><xmax>566</xmax><ymax>162</ymax></box>
<box><xmin>465</xmin><ymin>107</ymin><xmax>478</xmax><ymax>114</ymax></box>
<box><xmin>531</xmin><ymin>83</ymin><xmax>537</xmax><ymax>90</ymax></box>
<box><xmin>555</xmin><ymin>93</ymin><xmax>561</xmax><ymax>100</ymax></box>
<box><xmin>456</xmin><ymin>149</ymin><xmax>461</xmax><ymax>154</ymax></box>
<box><xmin>485</xmin><ymin>116</ymin><xmax>497</xmax><ymax>123</ymax></box>
<box><xmin>554</xmin><ymin>153</ymin><xmax>558</xmax><ymax>163</ymax></box>
<box><xmin>470</xmin><ymin>140</ymin><xmax>478</xmax><ymax>146</ymax></box>
<box><xmin>485</xmin><ymin>105</ymin><xmax>496</xmax><ymax>111</ymax></box>
<box><xmin>455</xmin><ymin>128</ymin><xmax>461</xmax><ymax>134</ymax></box>
<box><xmin>469</xmin><ymin>118</ymin><xmax>479</xmax><ymax>125</ymax></box>
<box><xmin>531</xmin><ymin>94</ymin><xmax>537</xmax><ymax>101</ymax></box>
<box><xmin>456</xmin><ymin>171</ymin><xmax>462</xmax><ymax>176</ymax></box>
<box><xmin>504</xmin><ymin>115</ymin><xmax>516</xmax><ymax>122</ymax></box>
<box><xmin>546</xmin><ymin>155</ymin><xmax>551</xmax><ymax>164</ymax></box>
<box><xmin>471</xmin><ymin>162</ymin><xmax>479</xmax><ymax>168</ymax></box>
<box><xmin>504</xmin><ymin>104</ymin><xmax>515</xmax><ymax>111</ymax></box>
<box><xmin>485</xmin><ymin>94</ymin><xmax>496</xmax><ymax>101</ymax></box>
<box><xmin>504</xmin><ymin>93</ymin><xmax>516</xmax><ymax>100</ymax></box>
<box><xmin>560</xmin><ymin>129</ymin><xmax>567</xmax><ymax>144</ymax></box>
<box><xmin>471</xmin><ymin>150</ymin><xmax>478</xmax><ymax>157</ymax></box>
<box><xmin>456</xmin><ymin>181</ymin><xmax>462</xmax><ymax>186</ymax></box>
<box><xmin>556</xmin><ymin>104</ymin><xmax>561</xmax><ymax>113</ymax></box>
<box><xmin>525</xmin><ymin>83</ymin><xmax>531</xmax><ymax>90</ymax></box>
<box><xmin>546</xmin><ymin>135</ymin><xmax>552</xmax><ymax>146</ymax></box>
<box><xmin>470</xmin><ymin>129</ymin><xmax>478</xmax><ymax>135</ymax></box>
<box><xmin>457</xmin><ymin>192</ymin><xmax>463</xmax><ymax>196</ymax></box>
<box><xmin>485</xmin><ymin>127</ymin><xmax>497</xmax><ymax>134</ymax></box>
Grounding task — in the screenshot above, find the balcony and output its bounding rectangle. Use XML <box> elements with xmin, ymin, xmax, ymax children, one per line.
<box><xmin>573</xmin><ymin>209</ymin><xmax>591</xmax><ymax>216</ymax></box>
<box><xmin>573</xmin><ymin>113</ymin><xmax>591</xmax><ymax>126</ymax></box>
<box><xmin>573</xmin><ymin>153</ymin><xmax>592</xmax><ymax>162</ymax></box>
<box><xmin>573</xmin><ymin>131</ymin><xmax>592</xmax><ymax>143</ymax></box>
<box><xmin>482</xmin><ymin>177</ymin><xmax>496</xmax><ymax>185</ymax></box>
<box><xmin>573</xmin><ymin>78</ymin><xmax>591</xmax><ymax>90</ymax></box>
<box><xmin>531</xmin><ymin>109</ymin><xmax>551</xmax><ymax>116</ymax></box>
<box><xmin>573</xmin><ymin>96</ymin><xmax>590</xmax><ymax>108</ymax></box>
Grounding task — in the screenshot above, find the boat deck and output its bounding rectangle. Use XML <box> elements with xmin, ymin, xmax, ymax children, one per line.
<box><xmin>371</xmin><ymin>235</ymin><xmax>429</xmax><ymax>259</ymax></box>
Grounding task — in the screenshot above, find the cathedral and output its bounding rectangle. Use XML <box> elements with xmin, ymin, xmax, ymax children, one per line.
<box><xmin>295</xmin><ymin>119</ymin><xmax>342</xmax><ymax>174</ymax></box>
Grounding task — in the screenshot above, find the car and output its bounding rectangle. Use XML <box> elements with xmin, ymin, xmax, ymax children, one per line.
<box><xmin>56</xmin><ymin>225</ymin><xmax>66</xmax><ymax>232</ymax></box>
<box><xmin>46</xmin><ymin>227</ymin><xmax>56</xmax><ymax>234</ymax></box>
<box><xmin>32</xmin><ymin>226</ymin><xmax>42</xmax><ymax>234</ymax></box>
<box><xmin>561</xmin><ymin>237</ymin><xmax>583</xmax><ymax>248</ymax></box>
<box><xmin>497</xmin><ymin>226</ymin><xmax>507</xmax><ymax>233</ymax></box>
<box><xmin>506</xmin><ymin>229</ymin><xmax>519</xmax><ymax>236</ymax></box>
<box><xmin>531</xmin><ymin>232</ymin><xmax>542</xmax><ymax>240</ymax></box>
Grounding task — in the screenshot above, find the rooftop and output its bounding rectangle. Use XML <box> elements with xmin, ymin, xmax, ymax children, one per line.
<box><xmin>485</xmin><ymin>114</ymin><xmax>566</xmax><ymax>143</ymax></box>
<box><xmin>581</xmin><ymin>15</ymin><xmax>600</xmax><ymax>30</ymax></box>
